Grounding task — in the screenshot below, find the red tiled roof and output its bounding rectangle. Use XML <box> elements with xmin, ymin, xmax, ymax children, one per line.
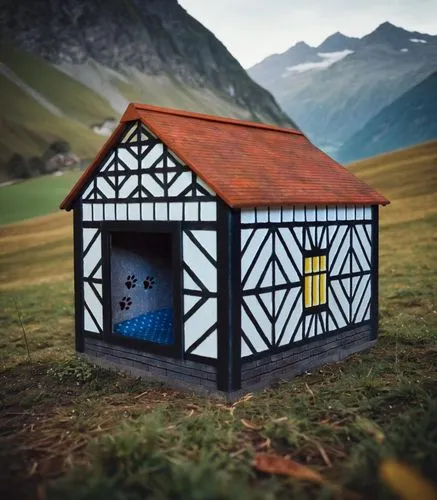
<box><xmin>60</xmin><ymin>103</ymin><xmax>389</xmax><ymax>210</ymax></box>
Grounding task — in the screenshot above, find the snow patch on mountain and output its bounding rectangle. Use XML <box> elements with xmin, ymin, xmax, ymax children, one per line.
<box><xmin>410</xmin><ymin>38</ymin><xmax>427</xmax><ymax>43</ymax></box>
<box><xmin>283</xmin><ymin>49</ymin><xmax>354</xmax><ymax>75</ymax></box>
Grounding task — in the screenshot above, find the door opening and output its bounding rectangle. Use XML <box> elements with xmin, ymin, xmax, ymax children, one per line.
<box><xmin>110</xmin><ymin>231</ymin><xmax>174</xmax><ymax>345</ymax></box>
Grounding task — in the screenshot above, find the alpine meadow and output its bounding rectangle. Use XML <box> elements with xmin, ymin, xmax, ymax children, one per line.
<box><xmin>1</xmin><ymin>1</ymin><xmax>437</xmax><ymax>498</ymax></box>
<box><xmin>1</xmin><ymin>140</ymin><xmax>436</xmax><ymax>499</ymax></box>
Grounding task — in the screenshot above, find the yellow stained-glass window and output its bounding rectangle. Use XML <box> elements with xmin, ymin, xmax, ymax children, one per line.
<box><xmin>304</xmin><ymin>255</ymin><xmax>327</xmax><ymax>308</ymax></box>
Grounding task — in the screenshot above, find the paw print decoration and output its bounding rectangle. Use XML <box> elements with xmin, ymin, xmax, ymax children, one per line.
<box><xmin>125</xmin><ymin>274</ymin><xmax>138</xmax><ymax>290</ymax></box>
<box><xmin>143</xmin><ymin>276</ymin><xmax>156</xmax><ymax>290</ymax></box>
<box><xmin>119</xmin><ymin>296</ymin><xmax>132</xmax><ymax>311</ymax></box>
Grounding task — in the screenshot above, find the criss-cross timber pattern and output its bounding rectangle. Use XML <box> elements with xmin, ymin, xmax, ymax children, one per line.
<box><xmin>79</xmin><ymin>122</ymin><xmax>219</xmax><ymax>359</ymax></box>
<box><xmin>182</xmin><ymin>230</ymin><xmax>218</xmax><ymax>358</ymax></box>
<box><xmin>82</xmin><ymin>227</ymin><xmax>103</xmax><ymax>334</ymax></box>
<box><xmin>80</xmin><ymin>121</ymin><xmax>216</xmax><ymax>223</ymax></box>
<box><xmin>81</xmin><ymin>226</ymin><xmax>219</xmax><ymax>360</ymax></box>
<box><xmin>240</xmin><ymin>205</ymin><xmax>373</xmax><ymax>358</ymax></box>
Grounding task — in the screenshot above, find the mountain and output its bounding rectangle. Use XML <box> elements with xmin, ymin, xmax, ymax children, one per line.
<box><xmin>360</xmin><ymin>21</ymin><xmax>436</xmax><ymax>49</ymax></box>
<box><xmin>247</xmin><ymin>22</ymin><xmax>437</xmax><ymax>156</ymax></box>
<box><xmin>0</xmin><ymin>0</ymin><xmax>294</xmax><ymax>179</ymax></box>
<box><xmin>248</xmin><ymin>41</ymin><xmax>321</xmax><ymax>87</ymax></box>
<box><xmin>247</xmin><ymin>31</ymin><xmax>359</xmax><ymax>95</ymax></box>
<box><xmin>337</xmin><ymin>71</ymin><xmax>437</xmax><ymax>163</ymax></box>
<box><xmin>247</xmin><ymin>34</ymin><xmax>359</xmax><ymax>88</ymax></box>
<box><xmin>317</xmin><ymin>32</ymin><xmax>360</xmax><ymax>52</ymax></box>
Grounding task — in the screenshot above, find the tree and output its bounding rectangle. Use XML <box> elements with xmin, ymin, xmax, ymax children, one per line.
<box><xmin>28</xmin><ymin>156</ymin><xmax>46</xmax><ymax>176</ymax></box>
<box><xmin>48</xmin><ymin>140</ymin><xmax>71</xmax><ymax>155</ymax></box>
<box><xmin>5</xmin><ymin>154</ymin><xmax>32</xmax><ymax>179</ymax></box>
<box><xmin>42</xmin><ymin>140</ymin><xmax>71</xmax><ymax>163</ymax></box>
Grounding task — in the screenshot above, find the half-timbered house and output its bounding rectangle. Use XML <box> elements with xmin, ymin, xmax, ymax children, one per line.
<box><xmin>60</xmin><ymin>103</ymin><xmax>389</xmax><ymax>397</ymax></box>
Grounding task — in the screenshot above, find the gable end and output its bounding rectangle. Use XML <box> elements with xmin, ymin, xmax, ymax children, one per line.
<box><xmin>77</xmin><ymin>121</ymin><xmax>218</xmax><ymax>223</ymax></box>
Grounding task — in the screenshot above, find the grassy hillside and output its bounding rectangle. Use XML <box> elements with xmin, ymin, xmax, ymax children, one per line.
<box><xmin>0</xmin><ymin>41</ymin><xmax>293</xmax><ymax>181</ymax></box>
<box><xmin>0</xmin><ymin>72</ymin><xmax>105</xmax><ymax>173</ymax></box>
<box><xmin>349</xmin><ymin>139</ymin><xmax>437</xmax><ymax>224</ymax></box>
<box><xmin>0</xmin><ymin>42</ymin><xmax>265</xmax><ymax>125</ymax></box>
<box><xmin>0</xmin><ymin>43</ymin><xmax>116</xmax><ymax>175</ymax></box>
<box><xmin>0</xmin><ymin>141</ymin><xmax>436</xmax><ymax>499</ymax></box>
<box><xmin>0</xmin><ymin>43</ymin><xmax>115</xmax><ymax>123</ymax></box>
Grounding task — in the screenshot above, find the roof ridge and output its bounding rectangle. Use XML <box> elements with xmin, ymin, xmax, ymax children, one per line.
<box><xmin>60</xmin><ymin>103</ymin><xmax>389</xmax><ymax>211</ymax></box>
<box><xmin>132</xmin><ymin>103</ymin><xmax>304</xmax><ymax>136</ymax></box>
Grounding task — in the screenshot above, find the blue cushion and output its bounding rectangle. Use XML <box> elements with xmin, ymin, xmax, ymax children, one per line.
<box><xmin>114</xmin><ymin>308</ymin><xmax>174</xmax><ymax>345</ymax></box>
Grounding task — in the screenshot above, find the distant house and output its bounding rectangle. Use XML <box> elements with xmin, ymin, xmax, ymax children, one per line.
<box><xmin>60</xmin><ymin>103</ymin><xmax>389</xmax><ymax>398</ymax></box>
<box><xmin>46</xmin><ymin>152</ymin><xmax>80</xmax><ymax>171</ymax></box>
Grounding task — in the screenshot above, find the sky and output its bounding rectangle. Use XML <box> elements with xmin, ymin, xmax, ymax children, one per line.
<box><xmin>178</xmin><ymin>0</ymin><xmax>437</xmax><ymax>68</ymax></box>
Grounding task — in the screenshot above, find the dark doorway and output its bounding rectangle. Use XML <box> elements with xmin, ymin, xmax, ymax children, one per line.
<box><xmin>110</xmin><ymin>231</ymin><xmax>174</xmax><ymax>345</ymax></box>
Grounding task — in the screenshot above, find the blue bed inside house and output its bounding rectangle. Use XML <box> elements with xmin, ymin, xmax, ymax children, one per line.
<box><xmin>114</xmin><ymin>307</ymin><xmax>174</xmax><ymax>345</ymax></box>
<box><xmin>111</xmin><ymin>231</ymin><xmax>174</xmax><ymax>345</ymax></box>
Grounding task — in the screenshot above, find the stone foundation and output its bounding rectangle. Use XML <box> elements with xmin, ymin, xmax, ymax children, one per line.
<box><xmin>241</xmin><ymin>323</ymin><xmax>374</xmax><ymax>390</ymax></box>
<box><xmin>81</xmin><ymin>323</ymin><xmax>375</xmax><ymax>401</ymax></box>
<box><xmin>83</xmin><ymin>337</ymin><xmax>218</xmax><ymax>396</ymax></box>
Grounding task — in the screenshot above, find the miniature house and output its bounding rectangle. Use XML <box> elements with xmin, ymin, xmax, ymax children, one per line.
<box><xmin>61</xmin><ymin>103</ymin><xmax>389</xmax><ymax>397</ymax></box>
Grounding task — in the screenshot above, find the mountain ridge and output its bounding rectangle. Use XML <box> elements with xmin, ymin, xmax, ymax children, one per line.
<box><xmin>337</xmin><ymin>70</ymin><xmax>437</xmax><ymax>163</ymax></box>
<box><xmin>0</xmin><ymin>0</ymin><xmax>293</xmax><ymax>126</ymax></box>
<box><xmin>316</xmin><ymin>32</ymin><xmax>360</xmax><ymax>52</ymax></box>
<box><xmin>0</xmin><ymin>0</ymin><xmax>295</xmax><ymax>179</ymax></box>
<box><xmin>247</xmin><ymin>21</ymin><xmax>437</xmax><ymax>158</ymax></box>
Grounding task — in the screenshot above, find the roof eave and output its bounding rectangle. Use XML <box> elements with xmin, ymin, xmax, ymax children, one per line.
<box><xmin>60</xmin><ymin>102</ymin><xmax>391</xmax><ymax>211</ymax></box>
<box><xmin>231</xmin><ymin>198</ymin><xmax>390</xmax><ymax>209</ymax></box>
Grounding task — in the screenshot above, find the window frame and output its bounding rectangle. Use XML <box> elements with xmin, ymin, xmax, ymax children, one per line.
<box><xmin>303</xmin><ymin>249</ymin><xmax>328</xmax><ymax>313</ymax></box>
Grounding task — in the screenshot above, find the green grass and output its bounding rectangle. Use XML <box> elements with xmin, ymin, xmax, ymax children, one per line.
<box><xmin>0</xmin><ymin>170</ymin><xmax>81</xmax><ymax>225</ymax></box>
<box><xmin>0</xmin><ymin>72</ymin><xmax>106</xmax><ymax>169</ymax></box>
<box><xmin>0</xmin><ymin>143</ymin><xmax>436</xmax><ymax>499</ymax></box>
<box><xmin>0</xmin><ymin>42</ymin><xmax>113</xmax><ymax>174</ymax></box>
<box><xmin>0</xmin><ymin>42</ymin><xmax>115</xmax><ymax>124</ymax></box>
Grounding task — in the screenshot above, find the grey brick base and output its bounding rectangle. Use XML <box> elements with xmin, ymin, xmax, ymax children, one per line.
<box><xmin>82</xmin><ymin>337</ymin><xmax>218</xmax><ymax>396</ymax></box>
<box><xmin>240</xmin><ymin>323</ymin><xmax>374</xmax><ymax>390</ymax></box>
<box><xmin>81</xmin><ymin>323</ymin><xmax>375</xmax><ymax>401</ymax></box>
